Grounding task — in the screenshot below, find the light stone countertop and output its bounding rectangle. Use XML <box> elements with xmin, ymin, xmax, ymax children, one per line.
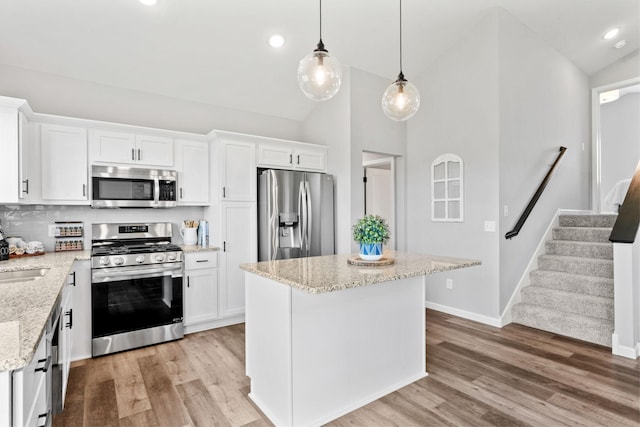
<box><xmin>0</xmin><ymin>251</ymin><xmax>90</xmax><ymax>372</ymax></box>
<box><xmin>240</xmin><ymin>251</ymin><xmax>481</xmax><ymax>294</ymax></box>
<box><xmin>180</xmin><ymin>245</ymin><xmax>221</xmax><ymax>253</ymax></box>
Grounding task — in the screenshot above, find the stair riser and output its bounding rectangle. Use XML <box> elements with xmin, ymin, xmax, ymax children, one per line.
<box><xmin>558</xmin><ymin>215</ymin><xmax>617</xmax><ymax>228</ymax></box>
<box><xmin>545</xmin><ymin>241</ymin><xmax>613</xmax><ymax>259</ymax></box>
<box><xmin>538</xmin><ymin>257</ymin><xmax>613</xmax><ymax>278</ymax></box>
<box><xmin>529</xmin><ymin>271</ymin><xmax>613</xmax><ymax>298</ymax></box>
<box><xmin>512</xmin><ymin>304</ymin><xmax>612</xmax><ymax>347</ymax></box>
<box><xmin>521</xmin><ymin>287</ymin><xmax>613</xmax><ymax>320</ymax></box>
<box><xmin>552</xmin><ymin>228</ymin><xmax>612</xmax><ymax>243</ymax></box>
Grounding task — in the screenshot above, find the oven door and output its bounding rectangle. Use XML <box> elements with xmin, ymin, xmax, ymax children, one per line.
<box><xmin>91</xmin><ymin>264</ymin><xmax>183</xmax><ymax>356</ymax></box>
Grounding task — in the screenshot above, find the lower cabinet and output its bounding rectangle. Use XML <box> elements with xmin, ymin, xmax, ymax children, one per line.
<box><xmin>11</xmin><ymin>331</ymin><xmax>49</xmax><ymax>427</ymax></box>
<box><xmin>184</xmin><ymin>252</ymin><xmax>219</xmax><ymax>333</ymax></box>
<box><xmin>70</xmin><ymin>260</ymin><xmax>91</xmax><ymax>362</ymax></box>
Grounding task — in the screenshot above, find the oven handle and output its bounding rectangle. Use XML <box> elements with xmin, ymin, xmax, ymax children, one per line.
<box><xmin>92</xmin><ymin>264</ymin><xmax>183</xmax><ymax>282</ymax></box>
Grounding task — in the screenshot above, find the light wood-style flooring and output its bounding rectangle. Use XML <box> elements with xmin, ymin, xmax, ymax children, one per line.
<box><xmin>54</xmin><ymin>310</ymin><xmax>640</xmax><ymax>426</ymax></box>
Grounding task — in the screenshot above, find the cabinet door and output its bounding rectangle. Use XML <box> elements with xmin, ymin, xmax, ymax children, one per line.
<box><xmin>89</xmin><ymin>129</ymin><xmax>136</xmax><ymax>164</ymax></box>
<box><xmin>135</xmin><ymin>134</ymin><xmax>174</xmax><ymax>167</ymax></box>
<box><xmin>176</xmin><ymin>139</ymin><xmax>209</xmax><ymax>205</ymax></box>
<box><xmin>41</xmin><ymin>124</ymin><xmax>88</xmax><ymax>202</ymax></box>
<box><xmin>70</xmin><ymin>261</ymin><xmax>91</xmax><ymax>361</ymax></box>
<box><xmin>294</xmin><ymin>147</ymin><xmax>326</xmax><ymax>172</ymax></box>
<box><xmin>220</xmin><ymin>140</ymin><xmax>256</xmax><ymax>201</ymax></box>
<box><xmin>185</xmin><ymin>268</ymin><xmax>219</xmax><ymax>325</ymax></box>
<box><xmin>18</xmin><ymin>111</ymin><xmax>31</xmax><ymax>201</ymax></box>
<box><xmin>257</xmin><ymin>143</ymin><xmax>293</xmax><ymax>169</ymax></box>
<box><xmin>220</xmin><ymin>202</ymin><xmax>257</xmax><ymax>317</ymax></box>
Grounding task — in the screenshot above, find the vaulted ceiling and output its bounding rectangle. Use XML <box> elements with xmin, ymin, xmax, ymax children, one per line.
<box><xmin>1</xmin><ymin>0</ymin><xmax>638</xmax><ymax>121</ymax></box>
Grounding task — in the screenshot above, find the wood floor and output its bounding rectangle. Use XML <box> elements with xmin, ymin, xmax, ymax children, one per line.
<box><xmin>54</xmin><ymin>310</ymin><xmax>640</xmax><ymax>427</ymax></box>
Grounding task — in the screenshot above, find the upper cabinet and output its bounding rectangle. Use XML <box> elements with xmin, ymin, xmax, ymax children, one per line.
<box><xmin>41</xmin><ymin>124</ymin><xmax>89</xmax><ymax>203</ymax></box>
<box><xmin>89</xmin><ymin>129</ymin><xmax>173</xmax><ymax>167</ymax></box>
<box><xmin>0</xmin><ymin>97</ymin><xmax>30</xmax><ymax>204</ymax></box>
<box><xmin>257</xmin><ymin>141</ymin><xmax>327</xmax><ymax>172</ymax></box>
<box><xmin>175</xmin><ymin>139</ymin><xmax>209</xmax><ymax>205</ymax></box>
<box><xmin>219</xmin><ymin>137</ymin><xmax>256</xmax><ymax>202</ymax></box>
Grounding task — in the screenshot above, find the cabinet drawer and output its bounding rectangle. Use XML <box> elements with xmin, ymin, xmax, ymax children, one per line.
<box><xmin>185</xmin><ymin>252</ymin><xmax>218</xmax><ymax>270</ymax></box>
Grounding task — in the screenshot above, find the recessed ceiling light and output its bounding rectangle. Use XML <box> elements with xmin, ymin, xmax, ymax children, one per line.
<box><xmin>139</xmin><ymin>0</ymin><xmax>158</xmax><ymax>6</ymax></box>
<box><xmin>268</xmin><ymin>34</ymin><xmax>285</xmax><ymax>49</ymax></box>
<box><xmin>615</xmin><ymin>40</ymin><xmax>627</xmax><ymax>49</ymax></box>
<box><xmin>603</xmin><ymin>27</ymin><xmax>620</xmax><ymax>40</ymax></box>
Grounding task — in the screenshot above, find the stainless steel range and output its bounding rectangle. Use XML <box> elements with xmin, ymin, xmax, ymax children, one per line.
<box><xmin>91</xmin><ymin>222</ymin><xmax>184</xmax><ymax>357</ymax></box>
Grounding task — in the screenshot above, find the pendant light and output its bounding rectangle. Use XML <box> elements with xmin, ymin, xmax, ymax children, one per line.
<box><xmin>297</xmin><ymin>0</ymin><xmax>342</xmax><ymax>101</ymax></box>
<box><xmin>382</xmin><ymin>0</ymin><xmax>420</xmax><ymax>121</ymax></box>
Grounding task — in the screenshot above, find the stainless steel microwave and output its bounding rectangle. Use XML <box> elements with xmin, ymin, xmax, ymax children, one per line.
<box><xmin>91</xmin><ymin>165</ymin><xmax>177</xmax><ymax>208</ymax></box>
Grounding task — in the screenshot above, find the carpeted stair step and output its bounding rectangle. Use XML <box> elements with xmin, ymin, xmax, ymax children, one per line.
<box><xmin>511</xmin><ymin>303</ymin><xmax>612</xmax><ymax>347</ymax></box>
<box><xmin>552</xmin><ymin>227</ymin><xmax>612</xmax><ymax>243</ymax></box>
<box><xmin>529</xmin><ymin>270</ymin><xmax>613</xmax><ymax>298</ymax></box>
<box><xmin>537</xmin><ymin>254</ymin><xmax>613</xmax><ymax>278</ymax></box>
<box><xmin>520</xmin><ymin>286</ymin><xmax>613</xmax><ymax>320</ymax></box>
<box><xmin>545</xmin><ymin>240</ymin><xmax>613</xmax><ymax>259</ymax></box>
<box><xmin>558</xmin><ymin>214</ymin><xmax>617</xmax><ymax>228</ymax></box>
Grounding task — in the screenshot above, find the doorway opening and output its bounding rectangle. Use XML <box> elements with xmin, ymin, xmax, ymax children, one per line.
<box><xmin>592</xmin><ymin>77</ymin><xmax>640</xmax><ymax>213</ymax></box>
<box><xmin>362</xmin><ymin>152</ymin><xmax>396</xmax><ymax>250</ymax></box>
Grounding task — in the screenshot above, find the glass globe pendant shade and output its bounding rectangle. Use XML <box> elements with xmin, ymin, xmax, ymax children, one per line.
<box><xmin>381</xmin><ymin>73</ymin><xmax>420</xmax><ymax>121</ymax></box>
<box><xmin>297</xmin><ymin>41</ymin><xmax>342</xmax><ymax>101</ymax></box>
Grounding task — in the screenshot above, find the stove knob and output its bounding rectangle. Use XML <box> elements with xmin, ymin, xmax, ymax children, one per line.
<box><xmin>99</xmin><ymin>257</ymin><xmax>110</xmax><ymax>266</ymax></box>
<box><xmin>135</xmin><ymin>255</ymin><xmax>145</xmax><ymax>264</ymax></box>
<box><xmin>113</xmin><ymin>256</ymin><xmax>125</xmax><ymax>266</ymax></box>
<box><xmin>154</xmin><ymin>254</ymin><xmax>166</xmax><ymax>262</ymax></box>
<box><xmin>167</xmin><ymin>253</ymin><xmax>177</xmax><ymax>261</ymax></box>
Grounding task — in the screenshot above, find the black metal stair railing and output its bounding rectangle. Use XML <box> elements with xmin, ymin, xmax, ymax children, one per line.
<box><xmin>610</xmin><ymin>160</ymin><xmax>640</xmax><ymax>244</ymax></box>
<box><xmin>505</xmin><ymin>146</ymin><xmax>567</xmax><ymax>240</ymax></box>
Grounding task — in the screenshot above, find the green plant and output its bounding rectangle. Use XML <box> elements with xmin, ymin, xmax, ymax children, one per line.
<box><xmin>352</xmin><ymin>215</ymin><xmax>390</xmax><ymax>244</ymax></box>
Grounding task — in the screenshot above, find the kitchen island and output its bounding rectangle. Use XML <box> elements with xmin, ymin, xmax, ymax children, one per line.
<box><xmin>240</xmin><ymin>251</ymin><xmax>480</xmax><ymax>427</ymax></box>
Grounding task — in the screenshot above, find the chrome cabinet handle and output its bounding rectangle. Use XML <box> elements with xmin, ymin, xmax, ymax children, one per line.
<box><xmin>297</xmin><ymin>154</ymin><xmax>300</xmax><ymax>165</ymax></box>
<box><xmin>82</xmin><ymin>184</ymin><xmax>86</xmax><ymax>197</ymax></box>
<box><xmin>65</xmin><ymin>309</ymin><xmax>73</xmax><ymax>329</ymax></box>
<box><xmin>187</xmin><ymin>276</ymin><xmax>190</xmax><ymax>287</ymax></box>
<box><xmin>289</xmin><ymin>154</ymin><xmax>292</xmax><ymax>164</ymax></box>
<box><xmin>22</xmin><ymin>179</ymin><xmax>29</xmax><ymax>194</ymax></box>
<box><xmin>180</xmin><ymin>188</ymin><xmax>183</xmax><ymax>199</ymax></box>
<box><xmin>69</xmin><ymin>271</ymin><xmax>76</xmax><ymax>286</ymax></box>
<box><xmin>138</xmin><ymin>149</ymin><xmax>141</xmax><ymax>161</ymax></box>
<box><xmin>132</xmin><ymin>148</ymin><xmax>135</xmax><ymax>161</ymax></box>
<box><xmin>222</xmin><ymin>186</ymin><xmax>226</xmax><ymax>198</ymax></box>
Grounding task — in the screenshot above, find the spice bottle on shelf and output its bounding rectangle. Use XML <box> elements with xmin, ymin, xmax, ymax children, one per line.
<box><xmin>0</xmin><ymin>221</ymin><xmax>8</xmax><ymax>261</ymax></box>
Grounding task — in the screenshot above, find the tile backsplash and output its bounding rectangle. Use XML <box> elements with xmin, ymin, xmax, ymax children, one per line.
<box><xmin>0</xmin><ymin>205</ymin><xmax>206</xmax><ymax>252</ymax></box>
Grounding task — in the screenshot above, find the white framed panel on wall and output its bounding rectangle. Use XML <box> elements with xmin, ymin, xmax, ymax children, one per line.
<box><xmin>431</xmin><ymin>153</ymin><xmax>464</xmax><ymax>222</ymax></box>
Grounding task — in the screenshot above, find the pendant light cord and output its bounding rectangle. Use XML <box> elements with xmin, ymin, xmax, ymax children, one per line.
<box><xmin>399</xmin><ymin>0</ymin><xmax>403</xmax><ymax>75</ymax></box>
<box><xmin>319</xmin><ymin>0</ymin><xmax>323</xmax><ymax>41</ymax></box>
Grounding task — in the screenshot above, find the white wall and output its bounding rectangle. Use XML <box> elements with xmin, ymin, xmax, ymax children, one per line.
<box><xmin>600</xmin><ymin>93</ymin><xmax>640</xmax><ymax>211</ymax></box>
<box><xmin>407</xmin><ymin>12</ymin><xmax>501</xmax><ymax>319</ymax></box>
<box><xmin>590</xmin><ymin>49</ymin><xmax>640</xmax><ymax>89</ymax></box>
<box><xmin>0</xmin><ymin>64</ymin><xmax>303</xmax><ymax>141</ymax></box>
<box><xmin>497</xmin><ymin>8</ymin><xmax>590</xmax><ymax>312</ymax></box>
<box><xmin>302</xmin><ymin>68</ymin><xmax>352</xmax><ymax>255</ymax></box>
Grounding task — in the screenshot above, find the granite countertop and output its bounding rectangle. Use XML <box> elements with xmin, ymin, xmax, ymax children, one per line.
<box><xmin>0</xmin><ymin>251</ymin><xmax>90</xmax><ymax>372</ymax></box>
<box><xmin>240</xmin><ymin>251</ymin><xmax>481</xmax><ymax>294</ymax></box>
<box><xmin>180</xmin><ymin>245</ymin><xmax>221</xmax><ymax>253</ymax></box>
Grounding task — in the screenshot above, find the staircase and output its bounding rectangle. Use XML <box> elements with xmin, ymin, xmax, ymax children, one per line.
<box><xmin>511</xmin><ymin>214</ymin><xmax>617</xmax><ymax>347</ymax></box>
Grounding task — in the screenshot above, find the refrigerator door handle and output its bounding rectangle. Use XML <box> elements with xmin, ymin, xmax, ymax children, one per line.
<box><xmin>299</xmin><ymin>180</ymin><xmax>307</xmax><ymax>254</ymax></box>
<box><xmin>270</xmin><ymin>174</ymin><xmax>279</xmax><ymax>261</ymax></box>
<box><xmin>305</xmin><ymin>181</ymin><xmax>312</xmax><ymax>254</ymax></box>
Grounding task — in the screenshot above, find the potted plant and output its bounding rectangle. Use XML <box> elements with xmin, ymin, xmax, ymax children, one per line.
<box><xmin>352</xmin><ymin>214</ymin><xmax>390</xmax><ymax>261</ymax></box>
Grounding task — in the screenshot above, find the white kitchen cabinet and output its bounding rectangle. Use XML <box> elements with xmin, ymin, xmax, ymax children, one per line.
<box><xmin>41</xmin><ymin>124</ymin><xmax>89</xmax><ymax>203</ymax></box>
<box><xmin>0</xmin><ymin>97</ymin><xmax>30</xmax><ymax>204</ymax></box>
<box><xmin>257</xmin><ymin>141</ymin><xmax>327</xmax><ymax>172</ymax></box>
<box><xmin>60</xmin><ymin>268</ymin><xmax>79</xmax><ymax>406</ymax></box>
<box><xmin>175</xmin><ymin>139</ymin><xmax>209</xmax><ymax>205</ymax></box>
<box><xmin>18</xmin><ymin>111</ymin><xmax>35</xmax><ymax>202</ymax></box>
<box><xmin>89</xmin><ymin>129</ymin><xmax>173</xmax><ymax>167</ymax></box>
<box><xmin>184</xmin><ymin>252</ymin><xmax>219</xmax><ymax>331</ymax></box>
<box><xmin>219</xmin><ymin>138</ymin><xmax>256</xmax><ymax>202</ymax></box>
<box><xmin>70</xmin><ymin>260</ymin><xmax>91</xmax><ymax>362</ymax></box>
<box><xmin>11</xmin><ymin>333</ymin><xmax>48</xmax><ymax>427</ymax></box>
<box><xmin>220</xmin><ymin>202</ymin><xmax>257</xmax><ymax>318</ymax></box>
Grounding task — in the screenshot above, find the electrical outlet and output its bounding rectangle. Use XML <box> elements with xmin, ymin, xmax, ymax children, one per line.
<box><xmin>503</xmin><ymin>205</ymin><xmax>509</xmax><ymax>217</ymax></box>
<box><xmin>48</xmin><ymin>224</ymin><xmax>57</xmax><ymax>237</ymax></box>
<box><xmin>446</xmin><ymin>278</ymin><xmax>453</xmax><ymax>289</ymax></box>
<box><xmin>484</xmin><ymin>221</ymin><xmax>496</xmax><ymax>232</ymax></box>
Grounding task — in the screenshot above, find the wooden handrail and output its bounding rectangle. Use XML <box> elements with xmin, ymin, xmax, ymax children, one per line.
<box><xmin>610</xmin><ymin>160</ymin><xmax>640</xmax><ymax>243</ymax></box>
<box><xmin>505</xmin><ymin>146</ymin><xmax>567</xmax><ymax>240</ymax></box>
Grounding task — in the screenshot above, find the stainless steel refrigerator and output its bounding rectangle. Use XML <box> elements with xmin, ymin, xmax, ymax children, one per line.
<box><xmin>258</xmin><ymin>169</ymin><xmax>335</xmax><ymax>261</ymax></box>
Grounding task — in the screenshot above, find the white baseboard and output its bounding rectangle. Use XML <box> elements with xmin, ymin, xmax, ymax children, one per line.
<box><xmin>185</xmin><ymin>314</ymin><xmax>245</xmax><ymax>334</ymax></box>
<box><xmin>425</xmin><ymin>301</ymin><xmax>503</xmax><ymax>328</ymax></box>
<box><xmin>612</xmin><ymin>333</ymin><xmax>640</xmax><ymax>360</ymax></box>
